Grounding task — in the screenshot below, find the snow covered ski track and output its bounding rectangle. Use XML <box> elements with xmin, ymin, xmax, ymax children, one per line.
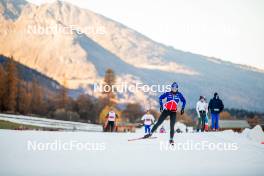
<box><xmin>0</xmin><ymin>128</ymin><xmax>264</xmax><ymax>176</ymax></box>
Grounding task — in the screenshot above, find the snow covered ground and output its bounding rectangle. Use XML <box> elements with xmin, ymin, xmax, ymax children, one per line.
<box><xmin>0</xmin><ymin>113</ymin><xmax>102</xmax><ymax>131</ymax></box>
<box><xmin>0</xmin><ymin>125</ymin><xmax>264</xmax><ymax>176</ymax></box>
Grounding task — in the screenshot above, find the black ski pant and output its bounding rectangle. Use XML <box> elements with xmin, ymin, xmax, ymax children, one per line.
<box><xmin>199</xmin><ymin>111</ymin><xmax>206</xmax><ymax>132</ymax></box>
<box><xmin>151</xmin><ymin>110</ymin><xmax>176</xmax><ymax>139</ymax></box>
<box><xmin>107</xmin><ymin>121</ymin><xmax>115</xmax><ymax>132</ymax></box>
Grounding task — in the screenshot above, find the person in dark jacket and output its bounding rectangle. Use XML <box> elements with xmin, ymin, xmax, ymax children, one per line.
<box><xmin>208</xmin><ymin>92</ymin><xmax>224</xmax><ymax>131</ymax></box>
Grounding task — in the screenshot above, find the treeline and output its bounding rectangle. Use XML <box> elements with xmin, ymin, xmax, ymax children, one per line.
<box><xmin>2</xmin><ymin>56</ymin><xmax>262</xmax><ymax>126</ymax></box>
<box><xmin>0</xmin><ymin>57</ymin><xmax>108</xmax><ymax>123</ymax></box>
<box><xmin>187</xmin><ymin>108</ymin><xmax>264</xmax><ymax>127</ymax></box>
<box><xmin>0</xmin><ymin>58</ymin><xmax>155</xmax><ymax>124</ymax></box>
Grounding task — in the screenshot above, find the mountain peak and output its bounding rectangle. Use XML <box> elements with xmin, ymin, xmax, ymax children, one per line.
<box><xmin>0</xmin><ymin>0</ymin><xmax>27</xmax><ymax>20</ymax></box>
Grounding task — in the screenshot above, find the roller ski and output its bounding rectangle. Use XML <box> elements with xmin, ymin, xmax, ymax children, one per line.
<box><xmin>128</xmin><ymin>134</ymin><xmax>157</xmax><ymax>141</ymax></box>
<box><xmin>169</xmin><ymin>139</ymin><xmax>174</xmax><ymax>146</ymax></box>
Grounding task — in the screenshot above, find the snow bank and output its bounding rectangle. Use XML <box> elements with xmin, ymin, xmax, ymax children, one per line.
<box><xmin>156</xmin><ymin>120</ymin><xmax>190</xmax><ymax>133</ymax></box>
<box><xmin>136</xmin><ymin>120</ymin><xmax>193</xmax><ymax>134</ymax></box>
<box><xmin>242</xmin><ymin>125</ymin><xmax>264</xmax><ymax>143</ymax></box>
<box><xmin>0</xmin><ymin>113</ymin><xmax>102</xmax><ymax>132</ymax></box>
<box><xmin>174</xmin><ymin>122</ymin><xmax>185</xmax><ymax>132</ymax></box>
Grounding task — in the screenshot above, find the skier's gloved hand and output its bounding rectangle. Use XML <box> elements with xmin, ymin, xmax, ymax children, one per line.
<box><xmin>160</xmin><ymin>106</ymin><xmax>163</xmax><ymax>112</ymax></box>
<box><xmin>180</xmin><ymin>108</ymin><xmax>184</xmax><ymax>115</ymax></box>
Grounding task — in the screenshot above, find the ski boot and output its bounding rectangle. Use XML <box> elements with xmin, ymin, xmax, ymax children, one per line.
<box><xmin>169</xmin><ymin>139</ymin><xmax>174</xmax><ymax>146</ymax></box>
<box><xmin>143</xmin><ymin>133</ymin><xmax>152</xmax><ymax>139</ymax></box>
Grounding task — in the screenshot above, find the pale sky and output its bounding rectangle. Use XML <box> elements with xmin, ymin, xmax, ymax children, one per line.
<box><xmin>28</xmin><ymin>0</ymin><xmax>264</xmax><ymax>70</ymax></box>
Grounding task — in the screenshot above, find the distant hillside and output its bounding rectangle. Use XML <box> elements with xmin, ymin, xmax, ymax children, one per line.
<box><xmin>0</xmin><ymin>55</ymin><xmax>60</xmax><ymax>91</ymax></box>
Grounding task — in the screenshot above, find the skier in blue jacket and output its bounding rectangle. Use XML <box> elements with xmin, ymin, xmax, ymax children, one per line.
<box><xmin>144</xmin><ymin>82</ymin><xmax>186</xmax><ymax>144</ymax></box>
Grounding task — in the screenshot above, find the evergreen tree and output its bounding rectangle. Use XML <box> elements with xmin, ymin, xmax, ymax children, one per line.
<box><xmin>17</xmin><ymin>81</ymin><xmax>32</xmax><ymax>114</ymax></box>
<box><xmin>122</xmin><ymin>103</ymin><xmax>144</xmax><ymax>123</ymax></box>
<box><xmin>31</xmin><ymin>78</ymin><xmax>45</xmax><ymax>115</ymax></box>
<box><xmin>103</xmin><ymin>68</ymin><xmax>116</xmax><ymax>105</ymax></box>
<box><xmin>59</xmin><ymin>76</ymin><xmax>69</xmax><ymax>109</ymax></box>
<box><xmin>4</xmin><ymin>57</ymin><xmax>18</xmax><ymax>112</ymax></box>
<box><xmin>0</xmin><ymin>65</ymin><xmax>5</xmax><ymax>111</ymax></box>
